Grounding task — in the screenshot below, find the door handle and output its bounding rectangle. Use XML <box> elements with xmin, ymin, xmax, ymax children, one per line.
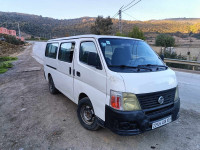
<box><xmin>76</xmin><ymin>71</ymin><xmax>81</xmax><ymax>77</ymax></box>
<box><xmin>69</xmin><ymin>67</ymin><xmax>71</xmax><ymax>75</ymax></box>
<box><xmin>73</xmin><ymin>69</ymin><xmax>75</xmax><ymax>76</ymax></box>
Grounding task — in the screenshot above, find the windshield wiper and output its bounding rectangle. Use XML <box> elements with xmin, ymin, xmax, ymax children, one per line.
<box><xmin>108</xmin><ymin>65</ymin><xmax>152</xmax><ymax>71</ymax></box>
<box><xmin>140</xmin><ymin>64</ymin><xmax>168</xmax><ymax>69</ymax></box>
<box><xmin>108</xmin><ymin>65</ymin><xmax>138</xmax><ymax>69</ymax></box>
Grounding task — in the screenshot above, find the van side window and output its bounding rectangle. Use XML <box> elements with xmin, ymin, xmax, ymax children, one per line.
<box><xmin>45</xmin><ymin>43</ymin><xmax>59</xmax><ymax>59</ymax></box>
<box><xmin>58</xmin><ymin>42</ymin><xmax>75</xmax><ymax>63</ymax></box>
<box><xmin>79</xmin><ymin>42</ymin><xmax>102</xmax><ymax>69</ymax></box>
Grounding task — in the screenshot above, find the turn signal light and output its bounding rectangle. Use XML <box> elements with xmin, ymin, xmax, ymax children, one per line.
<box><xmin>111</xmin><ymin>95</ymin><xmax>121</xmax><ymax>109</ymax></box>
<box><xmin>110</xmin><ymin>90</ymin><xmax>122</xmax><ymax>110</ymax></box>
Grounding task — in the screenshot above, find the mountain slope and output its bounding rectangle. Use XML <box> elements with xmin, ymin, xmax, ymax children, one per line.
<box><xmin>0</xmin><ymin>11</ymin><xmax>199</xmax><ymax>38</ymax></box>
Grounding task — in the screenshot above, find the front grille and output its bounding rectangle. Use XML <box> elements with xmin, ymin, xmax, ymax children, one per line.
<box><xmin>136</xmin><ymin>88</ymin><xmax>176</xmax><ymax>110</ymax></box>
<box><xmin>144</xmin><ymin>104</ymin><xmax>174</xmax><ymax>116</ymax></box>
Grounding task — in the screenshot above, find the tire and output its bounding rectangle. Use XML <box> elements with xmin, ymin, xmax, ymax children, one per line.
<box><xmin>77</xmin><ymin>97</ymin><xmax>101</xmax><ymax>131</ymax></box>
<box><xmin>48</xmin><ymin>76</ymin><xmax>58</xmax><ymax>94</ymax></box>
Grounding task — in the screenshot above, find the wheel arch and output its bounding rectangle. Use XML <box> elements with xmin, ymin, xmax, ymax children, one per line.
<box><xmin>78</xmin><ymin>93</ymin><xmax>89</xmax><ymax>103</ymax></box>
<box><xmin>47</xmin><ymin>73</ymin><xmax>52</xmax><ymax>81</ymax></box>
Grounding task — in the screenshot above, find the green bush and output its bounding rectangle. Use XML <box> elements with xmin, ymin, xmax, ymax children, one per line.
<box><xmin>115</xmin><ymin>32</ymin><xmax>126</xmax><ymax>37</ymax></box>
<box><xmin>0</xmin><ymin>56</ymin><xmax>17</xmax><ymax>74</ymax></box>
<box><xmin>0</xmin><ymin>34</ymin><xmax>24</xmax><ymax>45</ymax></box>
<box><xmin>160</xmin><ymin>51</ymin><xmax>187</xmax><ymax>60</ymax></box>
<box><xmin>157</xmin><ymin>50</ymin><xmax>200</xmax><ymax>71</ymax></box>
<box><xmin>155</xmin><ymin>34</ymin><xmax>175</xmax><ymax>47</ymax></box>
<box><xmin>115</xmin><ymin>26</ymin><xmax>146</xmax><ymax>40</ymax></box>
<box><xmin>0</xmin><ymin>67</ymin><xmax>7</xmax><ymax>74</ymax></box>
<box><xmin>0</xmin><ymin>56</ymin><xmax>18</xmax><ymax>62</ymax></box>
<box><xmin>128</xmin><ymin>26</ymin><xmax>145</xmax><ymax>40</ymax></box>
<box><xmin>1</xmin><ymin>62</ymin><xmax>13</xmax><ymax>68</ymax></box>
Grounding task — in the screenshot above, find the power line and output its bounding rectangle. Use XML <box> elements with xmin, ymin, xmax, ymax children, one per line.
<box><xmin>111</xmin><ymin>0</ymin><xmax>142</xmax><ymax>33</ymax></box>
<box><xmin>112</xmin><ymin>5</ymin><xmax>124</xmax><ymax>18</ymax></box>
<box><xmin>122</xmin><ymin>0</ymin><xmax>142</xmax><ymax>12</ymax></box>
<box><xmin>112</xmin><ymin>0</ymin><xmax>142</xmax><ymax>18</ymax></box>
<box><xmin>122</xmin><ymin>0</ymin><xmax>136</xmax><ymax>10</ymax></box>
<box><xmin>123</xmin><ymin>12</ymin><xmax>141</xmax><ymax>21</ymax></box>
<box><xmin>112</xmin><ymin>12</ymin><xmax>119</xmax><ymax>18</ymax></box>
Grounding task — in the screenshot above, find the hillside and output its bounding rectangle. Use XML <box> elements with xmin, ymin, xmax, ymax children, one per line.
<box><xmin>0</xmin><ymin>11</ymin><xmax>200</xmax><ymax>38</ymax></box>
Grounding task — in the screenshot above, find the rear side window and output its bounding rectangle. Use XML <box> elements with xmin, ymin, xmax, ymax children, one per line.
<box><xmin>58</xmin><ymin>42</ymin><xmax>75</xmax><ymax>63</ymax></box>
<box><xmin>45</xmin><ymin>43</ymin><xmax>59</xmax><ymax>59</ymax></box>
<box><xmin>79</xmin><ymin>42</ymin><xmax>101</xmax><ymax>68</ymax></box>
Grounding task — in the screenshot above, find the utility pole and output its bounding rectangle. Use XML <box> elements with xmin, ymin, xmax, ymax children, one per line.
<box><xmin>119</xmin><ymin>9</ymin><xmax>122</xmax><ymax>34</ymax></box>
<box><xmin>112</xmin><ymin>0</ymin><xmax>142</xmax><ymax>34</ymax></box>
<box><xmin>17</xmin><ymin>23</ymin><xmax>21</xmax><ymax>38</ymax></box>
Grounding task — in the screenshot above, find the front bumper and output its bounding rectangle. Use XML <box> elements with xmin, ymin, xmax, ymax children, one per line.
<box><xmin>105</xmin><ymin>99</ymin><xmax>180</xmax><ymax>136</ymax></box>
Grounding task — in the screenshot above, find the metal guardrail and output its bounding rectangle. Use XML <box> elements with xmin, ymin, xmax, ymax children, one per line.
<box><xmin>164</xmin><ymin>58</ymin><xmax>200</xmax><ymax>70</ymax></box>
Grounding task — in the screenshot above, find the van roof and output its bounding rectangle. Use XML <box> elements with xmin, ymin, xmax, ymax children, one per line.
<box><xmin>47</xmin><ymin>34</ymin><xmax>142</xmax><ymax>42</ymax></box>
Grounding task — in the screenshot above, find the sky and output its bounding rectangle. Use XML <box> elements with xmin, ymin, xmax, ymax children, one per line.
<box><xmin>0</xmin><ymin>0</ymin><xmax>199</xmax><ymax>21</ymax></box>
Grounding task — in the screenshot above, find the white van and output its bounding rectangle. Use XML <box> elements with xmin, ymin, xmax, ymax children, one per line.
<box><xmin>44</xmin><ymin>35</ymin><xmax>180</xmax><ymax>135</ymax></box>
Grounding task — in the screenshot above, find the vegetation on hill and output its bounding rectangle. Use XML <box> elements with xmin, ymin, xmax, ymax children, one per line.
<box><xmin>0</xmin><ymin>11</ymin><xmax>200</xmax><ymax>38</ymax></box>
<box><xmin>128</xmin><ymin>26</ymin><xmax>145</xmax><ymax>40</ymax></box>
<box><xmin>0</xmin><ymin>33</ymin><xmax>24</xmax><ymax>45</ymax></box>
<box><xmin>91</xmin><ymin>16</ymin><xmax>113</xmax><ymax>35</ymax></box>
<box><xmin>0</xmin><ymin>41</ymin><xmax>25</xmax><ymax>56</ymax></box>
<box><xmin>116</xmin><ymin>26</ymin><xmax>145</xmax><ymax>40</ymax></box>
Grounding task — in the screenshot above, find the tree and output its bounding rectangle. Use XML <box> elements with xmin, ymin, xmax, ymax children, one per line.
<box><xmin>128</xmin><ymin>26</ymin><xmax>145</xmax><ymax>40</ymax></box>
<box><xmin>155</xmin><ymin>34</ymin><xmax>175</xmax><ymax>47</ymax></box>
<box><xmin>90</xmin><ymin>16</ymin><xmax>113</xmax><ymax>35</ymax></box>
<box><xmin>115</xmin><ymin>32</ymin><xmax>126</xmax><ymax>37</ymax></box>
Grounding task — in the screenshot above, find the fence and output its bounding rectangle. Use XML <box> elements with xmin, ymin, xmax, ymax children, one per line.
<box><xmin>164</xmin><ymin>58</ymin><xmax>200</xmax><ymax>71</ymax></box>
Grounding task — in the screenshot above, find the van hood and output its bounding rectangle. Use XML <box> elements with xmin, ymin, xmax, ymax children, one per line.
<box><xmin>119</xmin><ymin>69</ymin><xmax>177</xmax><ymax>94</ymax></box>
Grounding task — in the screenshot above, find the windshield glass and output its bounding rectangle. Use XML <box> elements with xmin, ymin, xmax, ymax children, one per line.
<box><xmin>98</xmin><ymin>38</ymin><xmax>165</xmax><ymax>73</ymax></box>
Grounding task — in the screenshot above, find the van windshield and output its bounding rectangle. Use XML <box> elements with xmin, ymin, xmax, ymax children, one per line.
<box><xmin>98</xmin><ymin>38</ymin><xmax>166</xmax><ymax>73</ymax></box>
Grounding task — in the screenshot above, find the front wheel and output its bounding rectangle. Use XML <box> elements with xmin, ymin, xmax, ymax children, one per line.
<box><xmin>77</xmin><ymin>97</ymin><xmax>100</xmax><ymax>131</ymax></box>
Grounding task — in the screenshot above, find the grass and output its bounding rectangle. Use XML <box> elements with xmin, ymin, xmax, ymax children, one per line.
<box><xmin>0</xmin><ymin>56</ymin><xmax>18</xmax><ymax>74</ymax></box>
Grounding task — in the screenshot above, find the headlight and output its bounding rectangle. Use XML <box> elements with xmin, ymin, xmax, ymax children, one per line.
<box><xmin>174</xmin><ymin>86</ymin><xmax>179</xmax><ymax>101</ymax></box>
<box><xmin>110</xmin><ymin>90</ymin><xmax>141</xmax><ymax>111</ymax></box>
<box><xmin>123</xmin><ymin>93</ymin><xmax>141</xmax><ymax>111</ymax></box>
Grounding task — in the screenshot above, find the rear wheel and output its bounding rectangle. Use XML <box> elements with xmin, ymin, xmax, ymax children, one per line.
<box><xmin>48</xmin><ymin>76</ymin><xmax>58</xmax><ymax>94</ymax></box>
<box><xmin>77</xmin><ymin>97</ymin><xmax>100</xmax><ymax>131</ymax></box>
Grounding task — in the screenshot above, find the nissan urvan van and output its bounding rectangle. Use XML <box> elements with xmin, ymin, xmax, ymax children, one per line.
<box><xmin>44</xmin><ymin>35</ymin><xmax>180</xmax><ymax>135</ymax></box>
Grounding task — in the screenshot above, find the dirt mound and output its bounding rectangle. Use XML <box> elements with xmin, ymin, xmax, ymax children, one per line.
<box><xmin>0</xmin><ymin>41</ymin><xmax>25</xmax><ymax>56</ymax></box>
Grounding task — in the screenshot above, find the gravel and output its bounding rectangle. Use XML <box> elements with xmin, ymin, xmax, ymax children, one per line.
<box><xmin>0</xmin><ymin>44</ymin><xmax>200</xmax><ymax>150</ymax></box>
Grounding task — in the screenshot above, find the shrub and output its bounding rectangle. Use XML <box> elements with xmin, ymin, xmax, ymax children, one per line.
<box><xmin>128</xmin><ymin>26</ymin><xmax>145</xmax><ymax>40</ymax></box>
<box><xmin>155</xmin><ymin>34</ymin><xmax>175</xmax><ymax>47</ymax></box>
<box><xmin>115</xmin><ymin>32</ymin><xmax>126</xmax><ymax>37</ymax></box>
<box><xmin>0</xmin><ymin>56</ymin><xmax>17</xmax><ymax>62</ymax></box>
<box><xmin>0</xmin><ymin>56</ymin><xmax>17</xmax><ymax>74</ymax></box>
<box><xmin>0</xmin><ymin>34</ymin><xmax>24</xmax><ymax>45</ymax></box>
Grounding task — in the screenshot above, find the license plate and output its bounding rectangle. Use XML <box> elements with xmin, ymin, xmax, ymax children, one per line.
<box><xmin>152</xmin><ymin>116</ymin><xmax>172</xmax><ymax>129</ymax></box>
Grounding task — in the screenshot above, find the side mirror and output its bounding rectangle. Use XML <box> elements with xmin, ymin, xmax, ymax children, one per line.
<box><xmin>88</xmin><ymin>52</ymin><xmax>102</xmax><ymax>70</ymax></box>
<box><xmin>95</xmin><ymin>55</ymin><xmax>102</xmax><ymax>70</ymax></box>
<box><xmin>160</xmin><ymin>54</ymin><xmax>164</xmax><ymax>61</ymax></box>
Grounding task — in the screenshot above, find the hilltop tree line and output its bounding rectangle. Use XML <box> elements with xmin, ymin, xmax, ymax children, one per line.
<box><xmin>0</xmin><ymin>12</ymin><xmax>200</xmax><ymax>38</ymax></box>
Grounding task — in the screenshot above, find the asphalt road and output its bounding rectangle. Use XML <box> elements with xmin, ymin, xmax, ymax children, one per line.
<box><xmin>0</xmin><ymin>42</ymin><xmax>199</xmax><ymax>150</ymax></box>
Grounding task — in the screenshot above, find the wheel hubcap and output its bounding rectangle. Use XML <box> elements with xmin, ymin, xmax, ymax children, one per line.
<box><xmin>80</xmin><ymin>105</ymin><xmax>95</xmax><ymax>125</ymax></box>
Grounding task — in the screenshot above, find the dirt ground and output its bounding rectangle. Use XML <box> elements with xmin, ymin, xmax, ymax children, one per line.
<box><xmin>0</xmin><ymin>45</ymin><xmax>200</xmax><ymax>150</ymax></box>
<box><xmin>0</xmin><ymin>41</ymin><xmax>26</xmax><ymax>57</ymax></box>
